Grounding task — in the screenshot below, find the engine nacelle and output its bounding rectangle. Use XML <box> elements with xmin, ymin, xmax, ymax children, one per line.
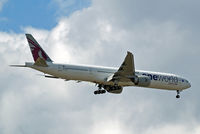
<box><xmin>104</xmin><ymin>85</ymin><xmax>123</xmax><ymax>94</ymax></box>
<box><xmin>130</xmin><ymin>75</ymin><xmax>151</xmax><ymax>87</ymax></box>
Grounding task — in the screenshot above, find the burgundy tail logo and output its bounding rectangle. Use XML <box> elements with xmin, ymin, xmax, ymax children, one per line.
<box><xmin>27</xmin><ymin>37</ymin><xmax>52</xmax><ymax>62</ymax></box>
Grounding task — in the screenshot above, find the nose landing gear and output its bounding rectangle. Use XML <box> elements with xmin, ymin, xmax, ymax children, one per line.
<box><xmin>176</xmin><ymin>90</ymin><xmax>180</xmax><ymax>98</ymax></box>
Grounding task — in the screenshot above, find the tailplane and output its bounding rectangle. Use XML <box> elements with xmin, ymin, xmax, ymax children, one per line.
<box><xmin>25</xmin><ymin>34</ymin><xmax>53</xmax><ymax>63</ymax></box>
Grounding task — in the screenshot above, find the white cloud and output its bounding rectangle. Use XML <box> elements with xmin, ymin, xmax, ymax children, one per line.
<box><xmin>0</xmin><ymin>0</ymin><xmax>7</xmax><ymax>11</ymax></box>
<box><xmin>144</xmin><ymin>124</ymin><xmax>194</xmax><ymax>134</ymax></box>
<box><xmin>52</xmin><ymin>0</ymin><xmax>90</xmax><ymax>16</ymax></box>
<box><xmin>0</xmin><ymin>0</ymin><xmax>200</xmax><ymax>134</ymax></box>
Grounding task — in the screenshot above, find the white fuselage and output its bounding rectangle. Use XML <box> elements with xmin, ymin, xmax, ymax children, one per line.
<box><xmin>25</xmin><ymin>62</ymin><xmax>191</xmax><ymax>91</ymax></box>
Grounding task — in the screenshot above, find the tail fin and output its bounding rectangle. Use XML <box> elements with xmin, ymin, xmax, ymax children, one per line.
<box><xmin>25</xmin><ymin>34</ymin><xmax>53</xmax><ymax>63</ymax></box>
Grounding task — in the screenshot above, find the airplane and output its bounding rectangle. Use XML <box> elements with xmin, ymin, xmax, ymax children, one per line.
<box><xmin>11</xmin><ymin>34</ymin><xmax>191</xmax><ymax>98</ymax></box>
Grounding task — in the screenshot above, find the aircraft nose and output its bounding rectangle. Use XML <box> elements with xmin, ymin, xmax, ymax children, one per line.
<box><xmin>188</xmin><ymin>82</ymin><xmax>191</xmax><ymax>88</ymax></box>
<box><xmin>186</xmin><ymin>81</ymin><xmax>191</xmax><ymax>89</ymax></box>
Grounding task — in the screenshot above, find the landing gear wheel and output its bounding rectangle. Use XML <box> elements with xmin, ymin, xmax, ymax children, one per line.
<box><xmin>176</xmin><ymin>90</ymin><xmax>180</xmax><ymax>99</ymax></box>
<box><xmin>94</xmin><ymin>84</ymin><xmax>107</xmax><ymax>95</ymax></box>
<box><xmin>94</xmin><ymin>91</ymin><xmax>98</xmax><ymax>95</ymax></box>
<box><xmin>176</xmin><ymin>95</ymin><xmax>180</xmax><ymax>98</ymax></box>
<box><xmin>101</xmin><ymin>90</ymin><xmax>106</xmax><ymax>94</ymax></box>
<box><xmin>99</xmin><ymin>90</ymin><xmax>103</xmax><ymax>94</ymax></box>
<box><xmin>94</xmin><ymin>90</ymin><xmax>106</xmax><ymax>95</ymax></box>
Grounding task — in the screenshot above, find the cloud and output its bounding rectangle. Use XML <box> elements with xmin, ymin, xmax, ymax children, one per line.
<box><xmin>52</xmin><ymin>0</ymin><xmax>91</xmax><ymax>16</ymax></box>
<box><xmin>0</xmin><ymin>0</ymin><xmax>7</xmax><ymax>11</ymax></box>
<box><xmin>144</xmin><ymin>124</ymin><xmax>200</xmax><ymax>134</ymax></box>
<box><xmin>0</xmin><ymin>0</ymin><xmax>200</xmax><ymax>134</ymax></box>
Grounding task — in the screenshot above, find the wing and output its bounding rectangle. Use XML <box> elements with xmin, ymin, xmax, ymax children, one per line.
<box><xmin>107</xmin><ymin>51</ymin><xmax>135</xmax><ymax>83</ymax></box>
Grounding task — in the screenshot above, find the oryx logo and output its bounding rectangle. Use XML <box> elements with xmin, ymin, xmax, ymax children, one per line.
<box><xmin>27</xmin><ymin>38</ymin><xmax>47</xmax><ymax>62</ymax></box>
<box><xmin>38</xmin><ymin>49</ymin><xmax>44</xmax><ymax>59</ymax></box>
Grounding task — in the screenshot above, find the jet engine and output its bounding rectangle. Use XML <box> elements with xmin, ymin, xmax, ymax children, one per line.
<box><xmin>130</xmin><ymin>75</ymin><xmax>151</xmax><ymax>87</ymax></box>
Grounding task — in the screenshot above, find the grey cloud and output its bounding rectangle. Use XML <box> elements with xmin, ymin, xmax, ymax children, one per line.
<box><xmin>92</xmin><ymin>0</ymin><xmax>200</xmax><ymax>30</ymax></box>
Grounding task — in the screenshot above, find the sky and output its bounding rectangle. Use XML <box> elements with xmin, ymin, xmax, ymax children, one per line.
<box><xmin>0</xmin><ymin>0</ymin><xmax>200</xmax><ymax>134</ymax></box>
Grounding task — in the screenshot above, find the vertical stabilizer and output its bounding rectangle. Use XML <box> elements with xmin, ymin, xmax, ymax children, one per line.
<box><xmin>25</xmin><ymin>34</ymin><xmax>53</xmax><ymax>62</ymax></box>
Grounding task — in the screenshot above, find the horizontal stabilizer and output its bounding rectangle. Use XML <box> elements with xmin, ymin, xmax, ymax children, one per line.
<box><xmin>44</xmin><ymin>75</ymin><xmax>59</xmax><ymax>79</ymax></box>
<box><xmin>10</xmin><ymin>65</ymin><xmax>26</xmax><ymax>67</ymax></box>
<box><xmin>38</xmin><ymin>74</ymin><xmax>69</xmax><ymax>81</ymax></box>
<box><xmin>37</xmin><ymin>74</ymin><xmax>59</xmax><ymax>79</ymax></box>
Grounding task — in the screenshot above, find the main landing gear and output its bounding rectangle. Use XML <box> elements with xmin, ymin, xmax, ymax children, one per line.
<box><xmin>94</xmin><ymin>84</ymin><xmax>106</xmax><ymax>95</ymax></box>
<box><xmin>176</xmin><ymin>90</ymin><xmax>180</xmax><ymax>99</ymax></box>
<box><xmin>94</xmin><ymin>90</ymin><xmax>106</xmax><ymax>94</ymax></box>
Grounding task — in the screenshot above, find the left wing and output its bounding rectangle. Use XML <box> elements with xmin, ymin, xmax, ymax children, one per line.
<box><xmin>107</xmin><ymin>51</ymin><xmax>135</xmax><ymax>83</ymax></box>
